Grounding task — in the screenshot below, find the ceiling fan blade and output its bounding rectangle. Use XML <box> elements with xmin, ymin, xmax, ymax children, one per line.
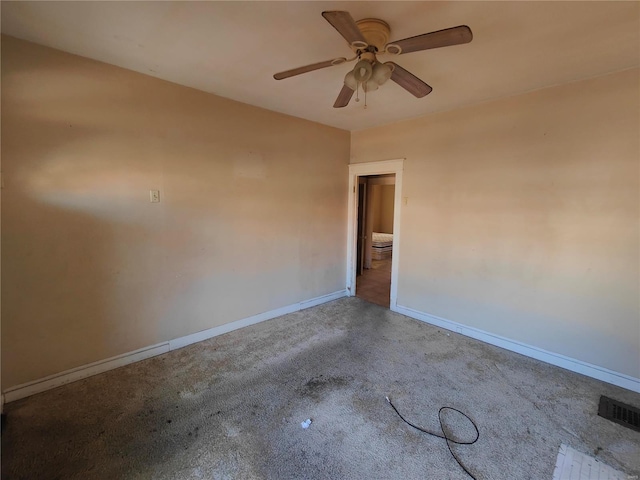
<box><xmin>322</xmin><ymin>11</ymin><xmax>367</xmax><ymax>46</ymax></box>
<box><xmin>386</xmin><ymin>25</ymin><xmax>472</xmax><ymax>55</ymax></box>
<box><xmin>333</xmin><ymin>84</ymin><xmax>354</xmax><ymax>108</ymax></box>
<box><xmin>387</xmin><ymin>62</ymin><xmax>432</xmax><ymax>98</ymax></box>
<box><xmin>273</xmin><ymin>58</ymin><xmax>347</xmax><ymax>80</ymax></box>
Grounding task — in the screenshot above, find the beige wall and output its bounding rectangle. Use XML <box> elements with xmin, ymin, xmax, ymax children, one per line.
<box><xmin>1</xmin><ymin>36</ymin><xmax>350</xmax><ymax>388</ymax></box>
<box><xmin>352</xmin><ymin>68</ymin><xmax>640</xmax><ymax>378</ymax></box>
<box><xmin>364</xmin><ymin>182</ymin><xmax>377</xmax><ymax>269</ymax></box>
<box><xmin>378</xmin><ymin>185</ymin><xmax>395</xmax><ymax>234</ymax></box>
<box><xmin>369</xmin><ymin>184</ymin><xmax>395</xmax><ymax>234</ymax></box>
<box><xmin>2</xmin><ymin>35</ymin><xmax>638</xmax><ymax>390</ymax></box>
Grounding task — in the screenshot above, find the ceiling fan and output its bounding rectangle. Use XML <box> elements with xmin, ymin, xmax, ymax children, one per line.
<box><xmin>273</xmin><ymin>11</ymin><xmax>473</xmax><ymax>108</ymax></box>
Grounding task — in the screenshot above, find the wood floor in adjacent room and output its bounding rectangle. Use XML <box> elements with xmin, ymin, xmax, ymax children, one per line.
<box><xmin>2</xmin><ymin>298</ymin><xmax>639</xmax><ymax>480</ymax></box>
<box><xmin>356</xmin><ymin>258</ymin><xmax>392</xmax><ymax>308</ymax></box>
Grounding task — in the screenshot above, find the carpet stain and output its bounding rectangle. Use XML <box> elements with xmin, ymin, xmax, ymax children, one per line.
<box><xmin>302</xmin><ymin>375</ymin><xmax>352</xmax><ymax>399</ymax></box>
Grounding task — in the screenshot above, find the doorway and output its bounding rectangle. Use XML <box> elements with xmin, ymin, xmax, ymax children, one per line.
<box><xmin>356</xmin><ymin>175</ymin><xmax>395</xmax><ymax>307</ymax></box>
<box><xmin>346</xmin><ymin>159</ymin><xmax>404</xmax><ymax>310</ymax></box>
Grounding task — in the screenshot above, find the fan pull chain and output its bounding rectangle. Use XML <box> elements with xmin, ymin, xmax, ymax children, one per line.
<box><xmin>355</xmin><ymin>83</ymin><xmax>360</xmax><ymax>103</ymax></box>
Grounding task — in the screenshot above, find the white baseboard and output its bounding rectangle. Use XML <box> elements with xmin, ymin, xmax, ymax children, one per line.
<box><xmin>392</xmin><ymin>304</ymin><xmax>640</xmax><ymax>393</ymax></box>
<box><xmin>168</xmin><ymin>304</ymin><xmax>299</xmax><ymax>351</ymax></box>
<box><xmin>299</xmin><ymin>290</ymin><xmax>348</xmax><ymax>310</ymax></box>
<box><xmin>4</xmin><ymin>289</ymin><xmax>348</xmax><ymax>403</ymax></box>
<box><xmin>169</xmin><ymin>290</ymin><xmax>347</xmax><ymax>351</ymax></box>
<box><xmin>3</xmin><ymin>343</ymin><xmax>170</xmax><ymax>403</ymax></box>
<box><xmin>13</xmin><ymin>291</ymin><xmax>631</xmax><ymax>402</ymax></box>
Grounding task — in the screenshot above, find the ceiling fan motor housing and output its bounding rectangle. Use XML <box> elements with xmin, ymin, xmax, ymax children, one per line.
<box><xmin>353</xmin><ymin>18</ymin><xmax>391</xmax><ymax>52</ymax></box>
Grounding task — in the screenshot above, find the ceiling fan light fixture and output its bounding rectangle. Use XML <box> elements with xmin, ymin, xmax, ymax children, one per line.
<box><xmin>372</xmin><ymin>62</ymin><xmax>392</xmax><ymax>85</ymax></box>
<box><xmin>353</xmin><ymin>59</ymin><xmax>373</xmax><ymax>83</ymax></box>
<box><xmin>344</xmin><ymin>71</ymin><xmax>357</xmax><ymax>90</ymax></box>
<box><xmin>274</xmin><ymin>11</ymin><xmax>474</xmax><ymax>109</ymax></box>
<box><xmin>363</xmin><ymin>78</ymin><xmax>379</xmax><ymax>92</ymax></box>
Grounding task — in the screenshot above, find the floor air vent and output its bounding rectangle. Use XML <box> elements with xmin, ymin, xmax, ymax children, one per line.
<box><xmin>598</xmin><ymin>395</ymin><xmax>640</xmax><ymax>432</ymax></box>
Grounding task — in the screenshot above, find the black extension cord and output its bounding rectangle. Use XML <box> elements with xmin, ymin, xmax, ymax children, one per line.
<box><xmin>385</xmin><ymin>396</ymin><xmax>480</xmax><ymax>480</ymax></box>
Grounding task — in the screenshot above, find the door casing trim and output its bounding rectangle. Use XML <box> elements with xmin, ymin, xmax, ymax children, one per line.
<box><xmin>346</xmin><ymin>159</ymin><xmax>404</xmax><ymax>308</ymax></box>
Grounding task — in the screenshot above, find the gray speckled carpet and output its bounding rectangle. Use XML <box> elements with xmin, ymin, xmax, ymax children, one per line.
<box><xmin>3</xmin><ymin>297</ymin><xmax>639</xmax><ymax>479</ymax></box>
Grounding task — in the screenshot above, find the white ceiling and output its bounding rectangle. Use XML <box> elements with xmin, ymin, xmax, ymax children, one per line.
<box><xmin>2</xmin><ymin>1</ymin><xmax>638</xmax><ymax>131</ymax></box>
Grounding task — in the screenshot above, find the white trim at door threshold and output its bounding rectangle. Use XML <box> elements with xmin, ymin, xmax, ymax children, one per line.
<box><xmin>4</xmin><ymin>289</ymin><xmax>348</xmax><ymax>403</ymax></box>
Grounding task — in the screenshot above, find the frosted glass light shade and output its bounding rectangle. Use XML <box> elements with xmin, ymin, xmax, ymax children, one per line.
<box><xmin>353</xmin><ymin>60</ymin><xmax>373</xmax><ymax>83</ymax></box>
<box><xmin>372</xmin><ymin>62</ymin><xmax>392</xmax><ymax>85</ymax></box>
<box><xmin>363</xmin><ymin>79</ymin><xmax>379</xmax><ymax>92</ymax></box>
<box><xmin>344</xmin><ymin>71</ymin><xmax>357</xmax><ymax>91</ymax></box>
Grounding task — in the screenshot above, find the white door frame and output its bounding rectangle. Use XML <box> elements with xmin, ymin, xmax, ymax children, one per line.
<box><xmin>346</xmin><ymin>159</ymin><xmax>404</xmax><ymax>310</ymax></box>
